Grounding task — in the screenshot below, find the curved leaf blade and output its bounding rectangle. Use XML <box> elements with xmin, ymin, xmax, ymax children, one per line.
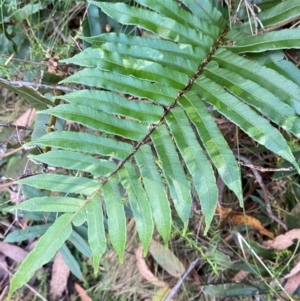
<box><xmin>90</xmin><ymin>1</ymin><xmax>213</xmax><ymax>47</ymax></box>
<box><xmin>4</xmin><ymin>224</ymin><xmax>51</xmax><ymax>243</ymax></box>
<box><xmin>12</xmin><ymin>196</ymin><xmax>85</xmax><ymax>212</ymax></box>
<box><xmin>213</xmin><ymin>49</ymin><xmax>300</xmax><ymax>115</ymax></box>
<box><xmin>42</xmin><ymin>104</ymin><xmax>149</xmax><ymax>141</ymax></box>
<box><xmin>227</xmin><ymin>28</ymin><xmax>300</xmax><ymax>53</ymax></box>
<box><xmin>17</xmin><ymin>174</ymin><xmax>100</xmax><ymax>195</ymax></box>
<box><xmin>204</xmin><ymin>61</ymin><xmax>300</xmax><ymax>138</ymax></box>
<box><xmin>195</xmin><ymin>76</ymin><xmax>300</xmax><ymax>172</ymax></box>
<box><xmin>179</xmin><ymin>91</ymin><xmax>243</xmax><ymax>204</ymax></box>
<box><xmin>29</xmin><ymin>150</ymin><xmax>116</xmax><ymax>177</ymax></box>
<box><xmin>165</xmin><ymin>107</ymin><xmax>218</xmax><ymax>234</ymax></box>
<box><xmin>56</xmin><ymin>90</ymin><xmax>164</xmax><ymax>124</ymax></box>
<box><xmin>8</xmin><ymin>213</ymin><xmax>73</xmax><ymax>298</ymax></box>
<box><xmin>61</xmin><ymin>68</ymin><xmax>177</xmax><ymax>106</ymax></box>
<box><xmin>135</xmin><ymin>145</ymin><xmax>172</xmax><ymax>245</ymax></box>
<box><xmin>86</xmin><ymin>195</ymin><xmax>106</xmax><ymax>274</ymax></box>
<box><xmin>151</xmin><ymin>125</ymin><xmax>192</xmax><ymax>231</ymax></box>
<box><xmin>25</xmin><ymin>131</ymin><xmax>133</xmax><ymax>161</ymax></box>
<box><xmin>103</xmin><ymin>177</ymin><xmax>126</xmax><ymax>263</ymax></box>
<box><xmin>119</xmin><ymin>163</ymin><xmax>153</xmax><ymax>255</ymax></box>
<box><xmin>62</xmin><ymin>49</ymin><xmax>188</xmax><ymax>89</ymax></box>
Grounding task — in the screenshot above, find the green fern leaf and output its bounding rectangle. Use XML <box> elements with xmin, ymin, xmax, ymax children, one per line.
<box><xmin>165</xmin><ymin>107</ymin><xmax>218</xmax><ymax>234</ymax></box>
<box><xmin>17</xmin><ymin>174</ymin><xmax>100</xmax><ymax>195</ymax></box>
<box><xmin>103</xmin><ymin>177</ymin><xmax>126</xmax><ymax>263</ymax></box>
<box><xmin>28</xmin><ymin>150</ymin><xmax>116</xmax><ymax>177</ymax></box>
<box><xmin>119</xmin><ymin>163</ymin><xmax>154</xmax><ymax>256</ymax></box>
<box><xmin>151</xmin><ymin>125</ymin><xmax>192</xmax><ymax>232</ymax></box>
<box><xmin>179</xmin><ymin>91</ymin><xmax>243</xmax><ymax>204</ymax></box>
<box><xmin>86</xmin><ymin>195</ymin><xmax>106</xmax><ymax>274</ymax></box>
<box><xmin>26</xmin><ymin>131</ymin><xmax>133</xmax><ymax>160</ymax></box>
<box><xmin>135</xmin><ymin>145</ymin><xmax>172</xmax><ymax>245</ymax></box>
<box><xmin>8</xmin><ymin>213</ymin><xmax>73</xmax><ymax>298</ymax></box>
<box><xmin>12</xmin><ymin>196</ymin><xmax>85</xmax><ymax>212</ymax></box>
<box><xmin>9</xmin><ymin>0</ymin><xmax>300</xmax><ymax>296</ymax></box>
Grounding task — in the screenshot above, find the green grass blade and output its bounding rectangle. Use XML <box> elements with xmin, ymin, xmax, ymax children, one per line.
<box><xmin>8</xmin><ymin>213</ymin><xmax>73</xmax><ymax>298</ymax></box>
<box><xmin>4</xmin><ymin>224</ymin><xmax>51</xmax><ymax>243</ymax></box>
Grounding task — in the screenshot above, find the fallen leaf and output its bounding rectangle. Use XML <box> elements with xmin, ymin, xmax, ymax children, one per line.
<box><xmin>216</xmin><ymin>204</ymin><xmax>232</xmax><ymax>220</ymax></box>
<box><xmin>0</xmin><ymin>242</ymin><xmax>28</xmax><ymax>262</ymax></box>
<box><xmin>152</xmin><ymin>286</ymin><xmax>172</xmax><ymax>301</ymax></box>
<box><xmin>50</xmin><ymin>252</ymin><xmax>70</xmax><ymax>300</ymax></box>
<box><xmin>74</xmin><ymin>283</ymin><xmax>92</xmax><ymax>301</ymax></box>
<box><xmin>149</xmin><ymin>240</ymin><xmax>185</xmax><ymax>278</ymax></box>
<box><xmin>136</xmin><ymin>245</ymin><xmax>167</xmax><ymax>288</ymax></box>
<box><xmin>268</xmin><ymin>229</ymin><xmax>300</xmax><ymax>250</ymax></box>
<box><xmin>231</xmin><ymin>214</ymin><xmax>274</xmax><ymax>238</ymax></box>
<box><xmin>277</xmin><ymin>271</ymin><xmax>300</xmax><ymax>301</ymax></box>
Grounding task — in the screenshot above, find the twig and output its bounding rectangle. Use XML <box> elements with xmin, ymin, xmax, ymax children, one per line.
<box><xmin>0</xmin><ymin>78</ymin><xmax>77</xmax><ymax>92</ymax></box>
<box><xmin>165</xmin><ymin>258</ymin><xmax>199</xmax><ymax>301</ymax></box>
<box><xmin>235</xmin><ymin>153</ymin><xmax>288</xmax><ymax>231</ymax></box>
<box><xmin>238</xmin><ymin>161</ymin><xmax>293</xmax><ymax>172</ymax></box>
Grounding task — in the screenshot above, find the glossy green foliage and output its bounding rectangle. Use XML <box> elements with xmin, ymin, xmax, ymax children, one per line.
<box><xmin>8</xmin><ymin>0</ymin><xmax>300</xmax><ymax>297</ymax></box>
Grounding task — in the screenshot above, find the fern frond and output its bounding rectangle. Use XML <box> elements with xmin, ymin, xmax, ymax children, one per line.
<box><xmin>9</xmin><ymin>0</ymin><xmax>300</xmax><ymax>296</ymax></box>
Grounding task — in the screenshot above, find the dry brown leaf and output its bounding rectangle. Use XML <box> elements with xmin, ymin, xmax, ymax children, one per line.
<box><xmin>284</xmin><ymin>255</ymin><xmax>300</xmax><ymax>279</ymax></box>
<box><xmin>232</xmin><ymin>270</ymin><xmax>250</xmax><ymax>283</ymax></box>
<box><xmin>0</xmin><ymin>242</ymin><xmax>28</xmax><ymax>262</ymax></box>
<box><xmin>136</xmin><ymin>245</ymin><xmax>167</xmax><ymax>288</ymax></box>
<box><xmin>215</xmin><ymin>204</ymin><xmax>232</xmax><ymax>220</ymax></box>
<box><xmin>49</xmin><ymin>252</ymin><xmax>70</xmax><ymax>300</ymax></box>
<box><xmin>0</xmin><ymin>254</ymin><xmax>8</xmax><ymax>280</ymax></box>
<box><xmin>74</xmin><ymin>283</ymin><xmax>92</xmax><ymax>301</ymax></box>
<box><xmin>277</xmin><ymin>271</ymin><xmax>300</xmax><ymax>301</ymax></box>
<box><xmin>149</xmin><ymin>240</ymin><xmax>185</xmax><ymax>278</ymax></box>
<box><xmin>230</xmin><ymin>214</ymin><xmax>274</xmax><ymax>238</ymax></box>
<box><xmin>268</xmin><ymin>229</ymin><xmax>300</xmax><ymax>250</ymax></box>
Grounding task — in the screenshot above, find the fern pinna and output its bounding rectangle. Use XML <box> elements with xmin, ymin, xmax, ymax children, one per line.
<box><xmin>8</xmin><ymin>0</ymin><xmax>300</xmax><ymax>296</ymax></box>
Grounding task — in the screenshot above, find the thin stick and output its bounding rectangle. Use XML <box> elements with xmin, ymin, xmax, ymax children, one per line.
<box><xmin>165</xmin><ymin>258</ymin><xmax>199</xmax><ymax>301</ymax></box>
<box><xmin>238</xmin><ymin>161</ymin><xmax>293</xmax><ymax>172</ymax></box>
<box><xmin>0</xmin><ymin>78</ymin><xmax>77</xmax><ymax>92</ymax></box>
<box><xmin>236</xmin><ymin>154</ymin><xmax>288</xmax><ymax>231</ymax></box>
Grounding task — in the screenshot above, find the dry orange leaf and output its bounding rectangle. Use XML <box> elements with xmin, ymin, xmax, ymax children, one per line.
<box><xmin>231</xmin><ymin>214</ymin><xmax>274</xmax><ymax>239</ymax></box>
<box><xmin>215</xmin><ymin>204</ymin><xmax>232</xmax><ymax>220</ymax></box>
<box><xmin>136</xmin><ymin>245</ymin><xmax>167</xmax><ymax>288</ymax></box>
<box><xmin>268</xmin><ymin>229</ymin><xmax>300</xmax><ymax>250</ymax></box>
<box><xmin>74</xmin><ymin>283</ymin><xmax>92</xmax><ymax>301</ymax></box>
